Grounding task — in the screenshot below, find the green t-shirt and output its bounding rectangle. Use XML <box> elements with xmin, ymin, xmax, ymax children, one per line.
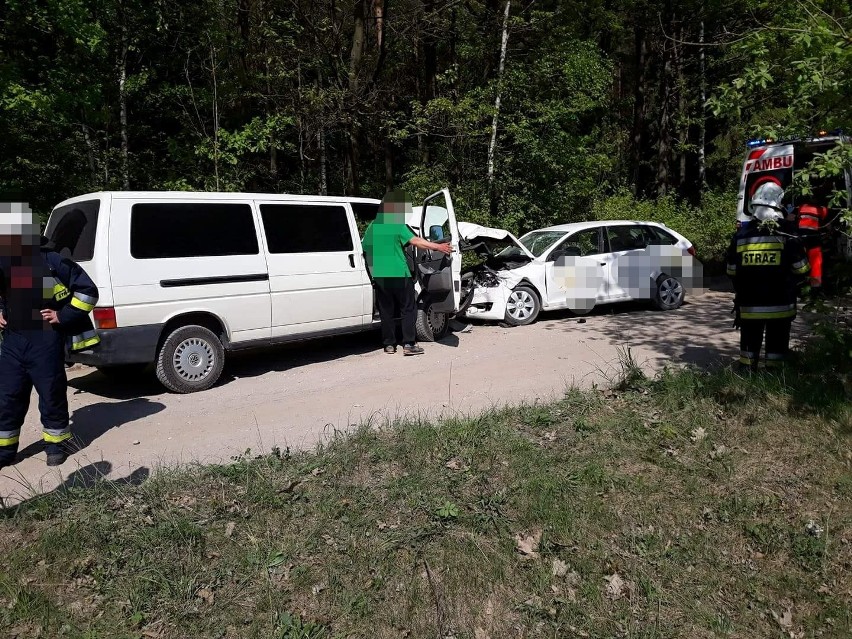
<box><xmin>362</xmin><ymin>215</ymin><xmax>415</xmax><ymax>278</ymax></box>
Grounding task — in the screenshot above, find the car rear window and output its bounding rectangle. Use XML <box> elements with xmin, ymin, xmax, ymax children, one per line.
<box><xmin>260</xmin><ymin>204</ymin><xmax>353</xmax><ymax>253</ymax></box>
<box><xmin>45</xmin><ymin>199</ymin><xmax>100</xmax><ymax>262</ymax></box>
<box><xmin>130</xmin><ymin>202</ymin><xmax>259</xmax><ymax>259</ymax></box>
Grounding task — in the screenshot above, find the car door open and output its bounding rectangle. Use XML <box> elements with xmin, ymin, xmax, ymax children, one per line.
<box><xmin>415</xmin><ymin>189</ymin><xmax>461</xmax><ymax>314</ymax></box>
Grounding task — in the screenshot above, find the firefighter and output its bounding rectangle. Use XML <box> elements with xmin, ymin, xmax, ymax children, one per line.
<box><xmin>727</xmin><ymin>182</ymin><xmax>810</xmax><ymax>371</ymax></box>
<box><xmin>795</xmin><ymin>195</ymin><xmax>828</xmax><ymax>290</ymax></box>
<box><xmin>0</xmin><ymin>206</ymin><xmax>100</xmax><ymax>469</ymax></box>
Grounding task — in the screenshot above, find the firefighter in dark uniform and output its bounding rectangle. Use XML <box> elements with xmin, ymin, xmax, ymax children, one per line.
<box><xmin>0</xmin><ymin>206</ymin><xmax>100</xmax><ymax>469</ymax></box>
<box><xmin>726</xmin><ymin>183</ymin><xmax>810</xmax><ymax>370</ymax></box>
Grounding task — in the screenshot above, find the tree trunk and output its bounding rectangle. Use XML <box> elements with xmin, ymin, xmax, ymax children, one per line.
<box><xmin>487</xmin><ymin>0</ymin><xmax>511</xmax><ymax>216</ymax></box>
<box><xmin>118</xmin><ymin>5</ymin><xmax>129</xmax><ymax>190</ymax></box>
<box><xmin>656</xmin><ymin>43</ymin><xmax>673</xmax><ymax>198</ymax></box>
<box><xmin>80</xmin><ymin>119</ymin><xmax>98</xmax><ymax>184</ymax></box>
<box><xmin>346</xmin><ymin>0</ymin><xmax>366</xmax><ymax>195</ymax></box>
<box><xmin>676</xmin><ymin>26</ymin><xmax>687</xmax><ymax>190</ymax></box>
<box><xmin>319</xmin><ymin>128</ymin><xmax>328</xmax><ymax>196</ymax></box>
<box><xmin>384</xmin><ymin>138</ymin><xmax>393</xmax><ymax>191</ymax></box>
<box><xmin>420</xmin><ymin>0</ymin><xmax>438</xmax><ymax>165</ymax></box>
<box><xmin>698</xmin><ymin>18</ymin><xmax>707</xmax><ymax>193</ymax></box>
<box><xmin>210</xmin><ymin>38</ymin><xmax>220</xmax><ymax>191</ymax></box>
<box><xmin>630</xmin><ymin>26</ymin><xmax>647</xmax><ymax>195</ymax></box>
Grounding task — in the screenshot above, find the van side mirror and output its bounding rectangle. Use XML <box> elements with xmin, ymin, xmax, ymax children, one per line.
<box><xmin>429</xmin><ymin>225</ymin><xmax>444</xmax><ymax>241</ymax></box>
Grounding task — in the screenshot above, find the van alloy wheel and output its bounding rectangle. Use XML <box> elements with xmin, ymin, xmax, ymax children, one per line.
<box><xmin>156</xmin><ymin>325</ymin><xmax>225</xmax><ymax>393</ymax></box>
<box><xmin>173</xmin><ymin>337</ymin><xmax>215</xmax><ymax>382</ymax></box>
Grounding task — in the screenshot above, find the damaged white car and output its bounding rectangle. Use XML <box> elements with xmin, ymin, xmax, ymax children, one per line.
<box><xmin>458</xmin><ymin>220</ymin><xmax>703</xmax><ymax>326</ymax></box>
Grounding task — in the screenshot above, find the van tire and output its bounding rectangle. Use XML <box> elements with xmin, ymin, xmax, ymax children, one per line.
<box><xmin>155</xmin><ymin>325</ymin><xmax>225</xmax><ymax>393</ymax></box>
<box><xmin>415</xmin><ymin>304</ymin><xmax>449</xmax><ymax>342</ymax></box>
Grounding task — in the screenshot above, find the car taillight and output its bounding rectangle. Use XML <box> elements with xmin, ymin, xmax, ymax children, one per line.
<box><xmin>93</xmin><ymin>307</ymin><xmax>117</xmax><ymax>329</ymax></box>
<box><xmin>687</xmin><ymin>246</ymin><xmax>696</xmax><ymax>257</ymax></box>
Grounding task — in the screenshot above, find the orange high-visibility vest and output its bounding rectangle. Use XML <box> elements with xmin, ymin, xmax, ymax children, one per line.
<box><xmin>798</xmin><ymin>204</ymin><xmax>827</xmax><ymax>231</ymax></box>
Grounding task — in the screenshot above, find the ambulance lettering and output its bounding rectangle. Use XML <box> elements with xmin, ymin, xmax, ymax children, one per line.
<box><xmin>746</xmin><ymin>155</ymin><xmax>793</xmax><ymax>173</ymax></box>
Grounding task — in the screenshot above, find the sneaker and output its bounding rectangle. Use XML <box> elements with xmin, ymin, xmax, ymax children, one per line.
<box><xmin>384</xmin><ymin>345</ymin><xmax>397</xmax><ymax>354</ymax></box>
<box><xmin>403</xmin><ymin>344</ymin><xmax>424</xmax><ymax>356</ymax></box>
<box><xmin>46</xmin><ymin>451</ymin><xmax>68</xmax><ymax>467</ymax></box>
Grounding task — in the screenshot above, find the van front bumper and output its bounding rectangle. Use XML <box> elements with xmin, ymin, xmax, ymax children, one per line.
<box><xmin>67</xmin><ymin>324</ymin><xmax>163</xmax><ymax>367</ymax></box>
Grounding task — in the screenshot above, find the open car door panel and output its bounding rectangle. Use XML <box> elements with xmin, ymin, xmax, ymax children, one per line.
<box><xmin>416</xmin><ymin>189</ymin><xmax>461</xmax><ymax>313</ymax></box>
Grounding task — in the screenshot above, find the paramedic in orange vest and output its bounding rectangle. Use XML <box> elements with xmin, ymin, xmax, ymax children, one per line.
<box><xmin>796</xmin><ymin>199</ymin><xmax>827</xmax><ymax>289</ymax></box>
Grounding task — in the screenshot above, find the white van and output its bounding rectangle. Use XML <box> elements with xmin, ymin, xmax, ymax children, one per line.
<box><xmin>44</xmin><ymin>189</ymin><xmax>462</xmax><ymax>393</ymax></box>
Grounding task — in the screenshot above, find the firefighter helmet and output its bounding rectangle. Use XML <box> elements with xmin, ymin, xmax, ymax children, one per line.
<box><xmin>749</xmin><ymin>182</ymin><xmax>785</xmax><ymax>221</ymax></box>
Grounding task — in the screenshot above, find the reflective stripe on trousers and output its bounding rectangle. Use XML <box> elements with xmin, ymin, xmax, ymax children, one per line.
<box><xmin>740</xmin><ymin>304</ymin><xmax>796</xmax><ymax>320</ymax></box>
<box><xmin>0</xmin><ymin>429</ymin><xmax>21</xmax><ymax>447</ymax></box>
<box><xmin>43</xmin><ymin>427</ymin><xmax>72</xmax><ymax>443</ymax></box>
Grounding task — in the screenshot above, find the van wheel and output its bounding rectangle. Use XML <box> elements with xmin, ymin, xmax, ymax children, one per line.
<box><xmin>415</xmin><ymin>304</ymin><xmax>449</xmax><ymax>342</ymax></box>
<box><xmin>652</xmin><ymin>274</ymin><xmax>685</xmax><ymax>311</ymax></box>
<box><xmin>155</xmin><ymin>325</ymin><xmax>224</xmax><ymax>393</ymax></box>
<box><xmin>504</xmin><ymin>285</ymin><xmax>540</xmax><ymax>326</ymax></box>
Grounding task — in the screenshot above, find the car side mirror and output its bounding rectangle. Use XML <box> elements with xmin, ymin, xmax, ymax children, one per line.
<box><xmin>429</xmin><ymin>225</ymin><xmax>444</xmax><ymax>241</ymax></box>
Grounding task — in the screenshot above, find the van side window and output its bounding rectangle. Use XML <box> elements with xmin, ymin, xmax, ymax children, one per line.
<box><xmin>260</xmin><ymin>204</ymin><xmax>354</xmax><ymax>253</ymax></box>
<box><xmin>130</xmin><ymin>203</ymin><xmax>259</xmax><ymax>259</ymax></box>
<box><xmin>45</xmin><ymin>199</ymin><xmax>100</xmax><ymax>261</ymax></box>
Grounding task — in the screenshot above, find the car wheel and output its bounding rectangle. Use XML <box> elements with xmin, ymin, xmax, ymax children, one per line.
<box><xmin>155</xmin><ymin>325</ymin><xmax>225</xmax><ymax>393</ymax></box>
<box><xmin>503</xmin><ymin>285</ymin><xmax>541</xmax><ymax>326</ymax></box>
<box><xmin>415</xmin><ymin>304</ymin><xmax>449</xmax><ymax>342</ymax></box>
<box><xmin>96</xmin><ymin>363</ymin><xmax>150</xmax><ymax>380</ymax></box>
<box><xmin>652</xmin><ymin>273</ymin><xmax>685</xmax><ymax>311</ymax></box>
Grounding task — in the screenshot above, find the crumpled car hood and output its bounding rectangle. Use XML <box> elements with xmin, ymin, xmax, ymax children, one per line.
<box><xmin>457</xmin><ymin>222</ymin><xmax>535</xmax><ymax>259</ymax></box>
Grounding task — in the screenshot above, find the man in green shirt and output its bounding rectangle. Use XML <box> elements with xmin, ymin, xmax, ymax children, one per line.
<box><xmin>362</xmin><ymin>191</ymin><xmax>451</xmax><ymax>355</ymax></box>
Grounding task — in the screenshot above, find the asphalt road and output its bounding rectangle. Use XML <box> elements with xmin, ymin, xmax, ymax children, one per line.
<box><xmin>1</xmin><ymin>284</ymin><xmax>748</xmax><ymax>505</ymax></box>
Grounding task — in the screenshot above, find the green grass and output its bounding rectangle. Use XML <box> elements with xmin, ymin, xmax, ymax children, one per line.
<box><xmin>1</xmin><ymin>349</ymin><xmax>851</xmax><ymax>638</ymax></box>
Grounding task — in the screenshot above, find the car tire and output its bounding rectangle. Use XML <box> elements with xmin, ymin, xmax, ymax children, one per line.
<box><xmin>415</xmin><ymin>304</ymin><xmax>449</xmax><ymax>342</ymax></box>
<box><xmin>503</xmin><ymin>285</ymin><xmax>541</xmax><ymax>326</ymax></box>
<box><xmin>652</xmin><ymin>273</ymin><xmax>685</xmax><ymax>311</ymax></box>
<box><xmin>96</xmin><ymin>363</ymin><xmax>150</xmax><ymax>380</ymax></box>
<box><xmin>155</xmin><ymin>325</ymin><xmax>225</xmax><ymax>393</ymax></box>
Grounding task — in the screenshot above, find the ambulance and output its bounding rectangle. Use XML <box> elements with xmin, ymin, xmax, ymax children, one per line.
<box><xmin>736</xmin><ymin>130</ymin><xmax>852</xmax><ymax>271</ymax></box>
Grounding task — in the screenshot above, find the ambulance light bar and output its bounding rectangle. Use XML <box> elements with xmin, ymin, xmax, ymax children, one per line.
<box><xmin>747</xmin><ymin>138</ymin><xmax>773</xmax><ymax>148</ymax></box>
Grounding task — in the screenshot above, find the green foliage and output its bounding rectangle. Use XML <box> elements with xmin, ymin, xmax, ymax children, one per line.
<box><xmin>592</xmin><ymin>190</ymin><xmax>736</xmax><ymax>267</ymax></box>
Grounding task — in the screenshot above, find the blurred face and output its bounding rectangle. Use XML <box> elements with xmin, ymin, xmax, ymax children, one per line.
<box><xmin>0</xmin><ymin>203</ymin><xmax>39</xmax><ymax>257</ymax></box>
<box><xmin>380</xmin><ymin>192</ymin><xmax>412</xmax><ymax>225</ymax></box>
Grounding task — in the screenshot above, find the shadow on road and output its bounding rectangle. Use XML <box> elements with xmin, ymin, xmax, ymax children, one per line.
<box><xmin>14</xmin><ymin>397</ymin><xmax>166</xmax><ymax>464</ymax></box>
<box><xmin>68</xmin><ymin>323</ymin><xmax>464</xmax><ymax>398</ymax></box>
<box><xmin>0</xmin><ymin>461</ymin><xmax>151</xmax><ymax>513</ymax></box>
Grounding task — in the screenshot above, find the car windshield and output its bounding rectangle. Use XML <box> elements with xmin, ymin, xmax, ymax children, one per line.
<box><xmin>519</xmin><ymin>231</ymin><xmax>566</xmax><ymax>257</ymax></box>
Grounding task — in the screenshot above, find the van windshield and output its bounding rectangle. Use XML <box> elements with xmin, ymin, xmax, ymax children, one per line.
<box><xmin>45</xmin><ymin>199</ymin><xmax>100</xmax><ymax>262</ymax></box>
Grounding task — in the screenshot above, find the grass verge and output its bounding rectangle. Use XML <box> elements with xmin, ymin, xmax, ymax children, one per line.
<box><xmin>1</xmin><ymin>345</ymin><xmax>851</xmax><ymax>639</ymax></box>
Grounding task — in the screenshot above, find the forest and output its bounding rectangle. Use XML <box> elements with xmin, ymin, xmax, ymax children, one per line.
<box><xmin>1</xmin><ymin>0</ymin><xmax>850</xmax><ymax>264</ymax></box>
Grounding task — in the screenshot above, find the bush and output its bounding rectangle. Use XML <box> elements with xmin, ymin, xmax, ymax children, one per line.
<box><xmin>591</xmin><ymin>190</ymin><xmax>736</xmax><ymax>270</ymax></box>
